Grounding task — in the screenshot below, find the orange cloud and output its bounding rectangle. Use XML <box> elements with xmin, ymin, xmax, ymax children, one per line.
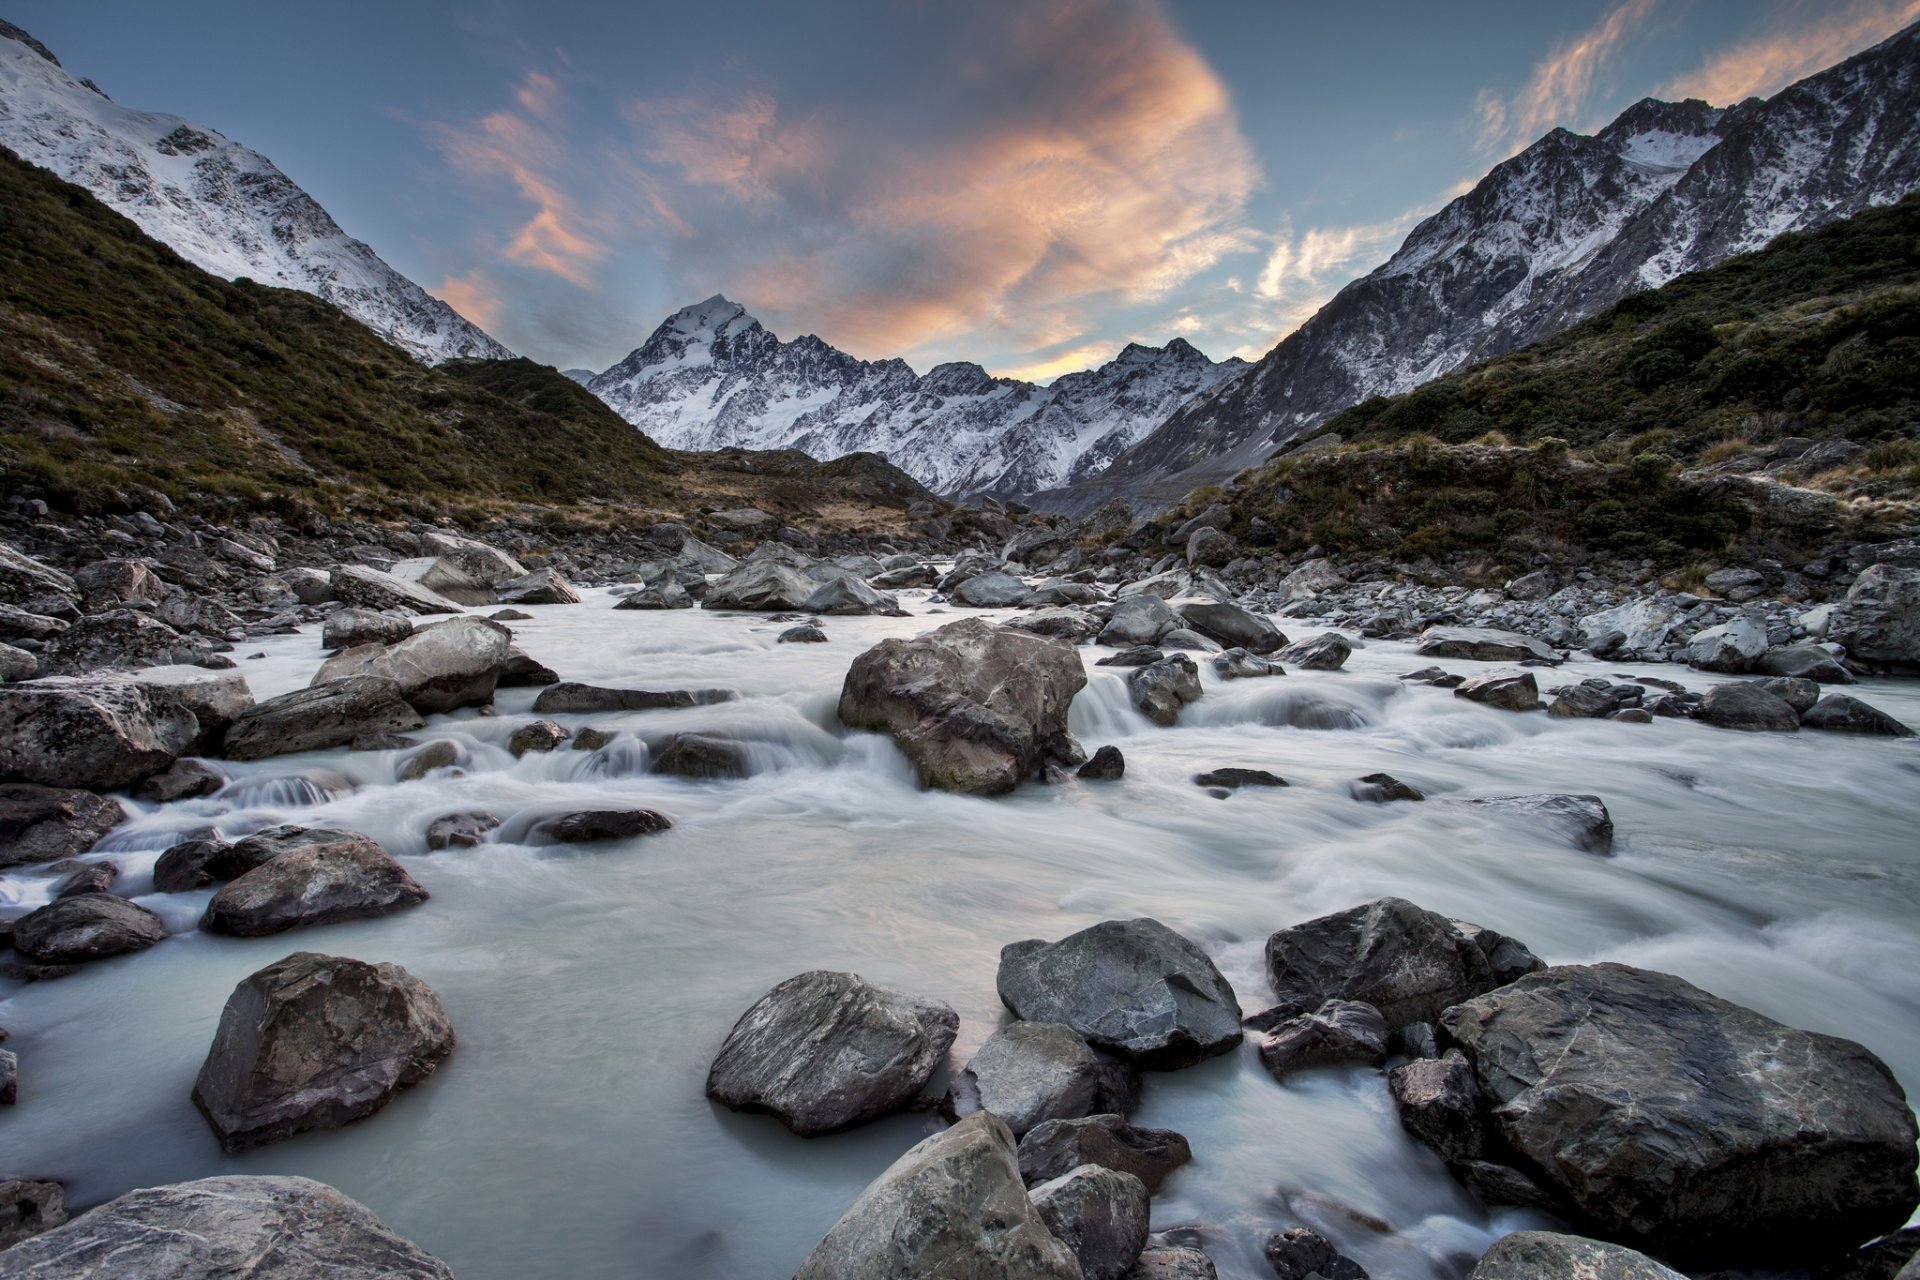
<box><xmin>432</xmin><ymin>271</ymin><xmax>504</xmax><ymax>329</ymax></box>
<box><xmin>1477</xmin><ymin>0</ymin><xmax>1662</xmax><ymax>156</ymax></box>
<box><xmin>1661</xmin><ymin>0</ymin><xmax>1920</xmax><ymax>104</ymax></box>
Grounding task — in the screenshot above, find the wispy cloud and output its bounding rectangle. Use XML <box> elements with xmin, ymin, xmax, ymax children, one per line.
<box><xmin>1475</xmin><ymin>0</ymin><xmax>1662</xmax><ymax>157</ymax></box>
<box><xmin>1660</xmin><ymin>0</ymin><xmax>1920</xmax><ymax>104</ymax></box>
<box><xmin>432</xmin><ymin>271</ymin><xmax>504</xmax><ymax>329</ymax></box>
<box><xmin>1000</xmin><ymin>342</ymin><xmax>1121</xmax><ymax>383</ymax></box>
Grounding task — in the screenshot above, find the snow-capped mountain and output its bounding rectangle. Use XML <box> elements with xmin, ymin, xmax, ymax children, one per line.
<box><xmin>587</xmin><ymin>296</ymin><xmax>1242</xmax><ymax>495</ymax></box>
<box><xmin>1042</xmin><ymin>19</ymin><xmax>1920</xmax><ymax>513</ymax></box>
<box><xmin>0</xmin><ymin>21</ymin><xmax>510</xmax><ymax>365</ymax></box>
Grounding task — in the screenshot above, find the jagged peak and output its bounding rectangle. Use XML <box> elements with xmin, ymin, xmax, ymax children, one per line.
<box><xmin>664</xmin><ymin>293</ymin><xmax>753</xmax><ymax>335</ymax></box>
<box><xmin>0</xmin><ymin>20</ymin><xmax>60</xmax><ymax>67</ymax></box>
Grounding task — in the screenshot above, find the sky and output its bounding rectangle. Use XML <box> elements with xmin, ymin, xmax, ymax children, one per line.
<box><xmin>11</xmin><ymin>0</ymin><xmax>1920</xmax><ymax>380</ymax></box>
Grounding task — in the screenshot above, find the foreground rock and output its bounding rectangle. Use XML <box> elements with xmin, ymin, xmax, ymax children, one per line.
<box><xmin>1264</xmin><ymin>897</ymin><xmax>1542</xmax><ymax>1027</ymax></box>
<box><xmin>1802</xmin><ymin>693</ymin><xmax>1916</xmax><ymax>736</ymax></box>
<box><xmin>998</xmin><ymin>918</ymin><xmax>1243</xmax><ymax>1068</ymax></box>
<box><xmin>192</xmin><ymin>952</ymin><xmax>456</xmax><ymax>1152</ymax></box>
<box><xmin>1254</xmin><ymin>999</ymin><xmax>1388</xmax><ymax>1078</ymax></box>
<box><xmin>10</xmin><ymin>894</ymin><xmax>165</xmax><ymax>964</ymax></box>
<box><xmin>153</xmin><ymin>830</ymin><xmax>286</xmax><ymax>892</ymax></box>
<box><xmin>1017</xmin><ymin>1114</ymin><xmax>1193</xmax><ymax>1192</ymax></box>
<box><xmin>0</xmin><ymin>1178</ymin><xmax>65</xmax><ymax>1250</ymax></box>
<box><xmin>1465</xmin><ymin>1232</ymin><xmax>1685</xmax><ymax>1280</ymax></box>
<box><xmin>1441</xmin><ymin>963</ymin><xmax>1920</xmax><ymax>1263</ymax></box>
<box><xmin>223</xmin><ymin>676</ymin><xmax>425</xmax><ymax>760</ymax></box>
<box><xmin>795</xmin><ymin>1112</ymin><xmax>1081</xmax><ymax>1280</ymax></box>
<box><xmin>200</xmin><ymin>830</ymin><xmax>429</xmax><ymax>936</ymax></box>
<box><xmin>313</xmin><ymin>617</ymin><xmax>511</xmax><ymax>714</ymax></box>
<box><xmin>0</xmin><ymin>677</ymin><xmax>195</xmax><ymax>790</ymax></box>
<box><xmin>0</xmin><ymin>785</ymin><xmax>122</xmax><ymax>868</ymax></box>
<box><xmin>1031</xmin><ymin>1163</ymin><xmax>1151</xmax><ymax>1280</ymax></box>
<box><xmin>706</xmin><ymin>970</ymin><xmax>958</xmax><ymax>1136</ymax></box>
<box><xmin>947</xmin><ymin>1021</ymin><xmax>1101</xmax><ymax>1137</ymax></box>
<box><xmin>328</xmin><ymin>563</ymin><xmax>462</xmax><ymax>616</ymax></box>
<box><xmin>0</xmin><ymin>1175</ymin><xmax>454</xmax><ymax>1278</ymax></box>
<box><xmin>1417</xmin><ymin>626</ymin><xmax>1558</xmax><ymax>663</ymax></box>
<box><xmin>838</xmin><ymin>618</ymin><xmax>1087</xmax><ymax>795</ymax></box>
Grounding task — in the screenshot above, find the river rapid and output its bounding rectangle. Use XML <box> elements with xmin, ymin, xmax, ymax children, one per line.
<box><xmin>3</xmin><ymin>587</ymin><xmax>1917</xmax><ymax>1279</ymax></box>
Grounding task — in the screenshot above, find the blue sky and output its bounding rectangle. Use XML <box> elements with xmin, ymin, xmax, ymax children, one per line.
<box><xmin>12</xmin><ymin>1</ymin><xmax>1919</xmax><ymax>378</ymax></box>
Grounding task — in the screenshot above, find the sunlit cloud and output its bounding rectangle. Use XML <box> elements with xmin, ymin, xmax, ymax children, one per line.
<box><xmin>1001</xmin><ymin>342</ymin><xmax>1125</xmax><ymax>383</ymax></box>
<box><xmin>1475</xmin><ymin>0</ymin><xmax>1662</xmax><ymax>157</ymax></box>
<box><xmin>1660</xmin><ymin>0</ymin><xmax>1920</xmax><ymax>104</ymax></box>
<box><xmin>432</xmin><ymin>271</ymin><xmax>504</xmax><ymax>329</ymax></box>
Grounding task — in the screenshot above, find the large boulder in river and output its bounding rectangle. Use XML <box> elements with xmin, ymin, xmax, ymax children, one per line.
<box><xmin>947</xmin><ymin>1021</ymin><xmax>1102</xmax><ymax>1137</ymax></box>
<box><xmin>998</xmin><ymin>918</ymin><xmax>1243</xmax><ymax>1068</ymax></box>
<box><xmin>706</xmin><ymin>969</ymin><xmax>959</xmax><ymax>1136</ymax></box>
<box><xmin>0</xmin><ymin>784</ymin><xmax>122</xmax><ymax>868</ymax></box>
<box><xmin>802</xmin><ymin>574</ymin><xmax>903</xmax><ymax>616</ymax></box>
<box><xmin>1466</xmin><ymin>1232</ymin><xmax>1685</xmax><ymax>1280</ymax></box>
<box><xmin>1031</xmin><ymin>1163</ymin><xmax>1151</xmax><ymax>1280</ymax></box>
<box><xmin>418</xmin><ymin>529</ymin><xmax>528</xmax><ymax>586</ymax></box>
<box><xmin>1465</xmin><ymin>793</ymin><xmax>1614</xmax><ymax>854</ymax></box>
<box><xmin>192</xmin><ymin>951</ymin><xmax>456</xmax><ymax>1152</ymax></box>
<box><xmin>497</xmin><ymin>567</ymin><xmax>580</xmax><ymax>606</ymax></box>
<box><xmin>1098</xmin><ymin>593</ymin><xmax>1178</xmax><ymax>647</ymax></box>
<box><xmin>1264</xmin><ymin>897</ymin><xmax>1543</xmax><ymax>1028</ymax></box>
<box><xmin>954</xmin><ymin>570</ymin><xmax>1032</xmax><ymax>608</ymax></box>
<box><xmin>0</xmin><ymin>676</ymin><xmax>195</xmax><ymax>789</ymax></box>
<box><xmin>1801</xmin><ymin>693</ymin><xmax>1915</xmax><ymax>737</ymax></box>
<box><xmin>1126</xmin><ymin>654</ymin><xmax>1202</xmax><ymax>726</ymax></box>
<box><xmin>328</xmin><ymin>563</ymin><xmax>462</xmax><ymax>615</ymax></box>
<box><xmin>200</xmin><ymin>829</ymin><xmax>429</xmax><ymax>936</ymax></box>
<box><xmin>1417</xmin><ymin>626</ymin><xmax>1558</xmax><ymax>663</ymax></box>
<box><xmin>0</xmin><ymin>1175</ymin><xmax>454</xmax><ymax>1278</ymax></box>
<box><xmin>311</xmin><ymin>617</ymin><xmax>511</xmax><ymax>714</ymax></box>
<box><xmin>1440</xmin><ymin>963</ymin><xmax>1920</xmax><ymax>1264</ymax></box>
<box><xmin>1827</xmin><ymin>564</ymin><xmax>1920</xmax><ymax>673</ymax></box>
<box><xmin>322</xmin><ymin>607</ymin><xmax>414</xmax><ymax>652</ymax></box>
<box><xmin>1276</xmin><ymin>632</ymin><xmax>1352</xmax><ymax>670</ymax></box>
<box><xmin>223</xmin><ymin>676</ymin><xmax>425</xmax><ymax>760</ymax></box>
<box><xmin>795</xmin><ymin>1112</ymin><xmax>1082</xmax><ymax>1280</ymax></box>
<box><xmin>838</xmin><ymin>618</ymin><xmax>1086</xmax><ymax>795</ymax></box>
<box><xmin>1453</xmin><ymin>671</ymin><xmax>1539</xmax><ymax>711</ymax></box>
<box><xmin>10</xmin><ymin>893</ymin><xmax>165</xmax><ymax>963</ymax></box>
<box><xmin>1177</xmin><ymin>599</ymin><xmax>1284</xmax><ymax>654</ymax></box>
<box><xmin>1694</xmin><ymin>680</ymin><xmax>1800</xmax><ymax>732</ymax></box>
<box><xmin>1685</xmin><ymin>616</ymin><xmax>1768</xmax><ymax>673</ymax></box>
<box><xmin>531</xmin><ymin>681</ymin><xmax>735</xmax><ymax>713</ymax></box>
<box><xmin>703</xmin><ymin>560</ymin><xmax>817</xmax><ymax>611</ymax></box>
<box><xmin>389</xmin><ymin>556</ymin><xmax>494</xmax><ymax>607</ymax></box>
<box><xmin>37</xmin><ymin>610</ymin><xmax>211</xmax><ymax>676</ymax></box>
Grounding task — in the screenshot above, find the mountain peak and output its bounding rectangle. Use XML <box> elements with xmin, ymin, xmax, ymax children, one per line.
<box><xmin>663</xmin><ymin>294</ymin><xmax>756</xmax><ymax>340</ymax></box>
<box><xmin>0</xmin><ymin>20</ymin><xmax>60</xmax><ymax>67</ymax></box>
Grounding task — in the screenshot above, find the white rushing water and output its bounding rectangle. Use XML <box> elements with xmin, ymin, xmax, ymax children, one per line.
<box><xmin>3</xmin><ymin>588</ymin><xmax>1918</xmax><ymax>1279</ymax></box>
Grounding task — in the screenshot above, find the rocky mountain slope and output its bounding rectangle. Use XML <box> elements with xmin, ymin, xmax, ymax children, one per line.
<box><xmin>1040</xmin><ymin>20</ymin><xmax>1920</xmax><ymax>514</ymax></box>
<box><xmin>586</xmin><ymin>296</ymin><xmax>1243</xmax><ymax>497</ymax></box>
<box><xmin>0</xmin><ymin>20</ymin><xmax>510</xmax><ymax>365</ymax></box>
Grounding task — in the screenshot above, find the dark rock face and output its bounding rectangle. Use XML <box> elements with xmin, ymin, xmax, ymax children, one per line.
<box><xmin>652</xmin><ymin>732</ymin><xmax>749</xmax><ymax>779</ymax></box>
<box><xmin>1802</xmin><ymin>693</ymin><xmax>1915</xmax><ymax>737</ymax></box>
<box><xmin>507</xmin><ymin>719</ymin><xmax>571</xmax><ymax>755</ymax></box>
<box><xmin>1277</xmin><ymin>632</ymin><xmax>1353</xmax><ymax>670</ymax></box>
<box><xmin>0</xmin><ymin>784</ymin><xmax>122</xmax><ymax>868</ymax></box>
<box><xmin>0</xmin><ymin>676</ymin><xmax>196</xmax><ymax>790</ymax></box>
<box><xmin>706</xmin><ymin>969</ymin><xmax>958</xmax><ymax>1136</ymax></box>
<box><xmin>223</xmin><ymin>676</ymin><xmax>425</xmax><ymax>761</ymax></box>
<box><xmin>1465</xmin><ymin>1231</ymin><xmax>1686</xmax><ymax>1280</ymax></box>
<box><xmin>530</xmin><ymin>681</ymin><xmax>735</xmax><ymax>713</ymax></box>
<box><xmin>497</xmin><ymin>567</ymin><xmax>581</xmax><ymax>606</ymax></box>
<box><xmin>0</xmin><ymin>1178</ymin><xmax>66</xmax><ymax>1250</ymax></box>
<box><xmin>1388</xmin><ymin>1049</ymin><xmax>1483</xmax><ymax>1163</ymax></box>
<box><xmin>1127</xmin><ymin>654</ymin><xmax>1202</xmax><ymax>726</ymax></box>
<box><xmin>131</xmin><ymin>758</ymin><xmax>223</xmax><ymax>803</ymax></box>
<box><xmin>947</xmin><ymin>1021</ymin><xmax>1101</xmax><ymax>1137</ymax></box>
<box><xmin>1211</xmin><ymin>647</ymin><xmax>1282</xmax><ymax>679</ymax></box>
<box><xmin>1017</xmin><ymin>1114</ymin><xmax>1193</xmax><ymax>1193</ymax></box>
<box><xmin>311</xmin><ymin>617</ymin><xmax>512</xmax><ymax>715</ymax></box>
<box><xmin>1750</xmin><ymin>675</ymin><xmax>1819</xmax><ymax>712</ymax></box>
<box><xmin>1176</xmin><ymin>600</ymin><xmax>1284</xmax><ymax>653</ymax></box>
<box><xmin>1031</xmin><ymin>1163</ymin><xmax>1152</xmax><ymax>1280</ymax></box>
<box><xmin>153</xmin><ymin>834</ymin><xmax>278</xmax><ymax>892</ymax></box>
<box><xmin>1352</xmin><ymin>772</ymin><xmax>1423</xmax><ymax>802</ymax></box>
<box><xmin>1548</xmin><ymin>678</ymin><xmax>1645</xmax><ymax>718</ymax></box>
<box><xmin>1193</xmin><ymin>767</ymin><xmax>1285</xmax><ymax>789</ymax></box>
<box><xmin>1264</xmin><ymin>897</ymin><xmax>1543</xmax><ymax>1028</ymax></box>
<box><xmin>200</xmin><ymin>830</ymin><xmax>429</xmax><ymax>936</ymax></box>
<box><xmin>1255</xmin><ymin>999</ymin><xmax>1389</xmax><ymax>1079</ymax></box>
<box><xmin>1264</xmin><ymin>1227</ymin><xmax>1369</xmax><ymax>1280</ymax></box>
<box><xmin>1441</xmin><ymin>963</ymin><xmax>1920</xmax><ymax>1264</ymax></box>
<box><xmin>1756</xmin><ymin>644</ymin><xmax>1854</xmax><ymax>683</ymax></box>
<box><xmin>192</xmin><ymin>952</ymin><xmax>456</xmax><ymax>1152</ymax></box>
<box><xmin>37</xmin><ymin>610</ymin><xmax>212</xmax><ymax>677</ymax></box>
<box><xmin>0</xmin><ymin>1175</ymin><xmax>455</xmax><ymax>1278</ymax></box>
<box><xmin>838</xmin><ymin>618</ymin><xmax>1087</xmax><ymax>795</ymax></box>
<box><xmin>321</xmin><ymin>607</ymin><xmax>413</xmax><ymax>652</ymax></box>
<box><xmin>795</xmin><ymin>1112</ymin><xmax>1081</xmax><ymax>1280</ymax></box>
<box><xmin>424</xmin><ymin>811</ymin><xmax>500</xmax><ymax>850</ymax></box>
<box><xmin>10</xmin><ymin>894</ymin><xmax>165</xmax><ymax>963</ymax></box>
<box><xmin>778</xmin><ymin>623</ymin><xmax>827</xmax><ymax>643</ymax></box>
<box><xmin>1695</xmin><ymin>680</ymin><xmax>1801</xmax><ymax>732</ymax></box>
<box><xmin>1418</xmin><ymin>627</ymin><xmax>1558</xmax><ymax>663</ymax></box>
<box><xmin>998</xmin><ymin>918</ymin><xmax>1243</xmax><ymax>1068</ymax></box>
<box><xmin>1452</xmin><ymin>671</ymin><xmax>1540</xmax><ymax>711</ymax></box>
<box><xmin>51</xmin><ymin>860</ymin><xmax>117</xmax><ymax>898</ymax></box>
<box><xmin>1078</xmin><ymin>745</ymin><xmax>1125</xmax><ymax>780</ymax></box>
<box><xmin>533</xmin><ymin>809</ymin><xmax>673</xmax><ymax>842</ymax></box>
<box><xmin>1098</xmin><ymin>645</ymin><xmax>1165</xmax><ymax>667</ymax></box>
<box><xmin>1466</xmin><ymin>793</ymin><xmax>1615</xmax><ymax>853</ymax></box>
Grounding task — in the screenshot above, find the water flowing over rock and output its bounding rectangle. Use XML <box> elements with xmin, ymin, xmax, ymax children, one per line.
<box><xmin>1417</xmin><ymin>626</ymin><xmax>1559</xmax><ymax>663</ymax></box>
<box><xmin>1440</xmin><ymin>963</ymin><xmax>1920</xmax><ymax>1264</ymax></box>
<box><xmin>1126</xmin><ymin>654</ymin><xmax>1202</xmax><ymax>726</ymax></box>
<box><xmin>947</xmin><ymin>1021</ymin><xmax>1102</xmax><ymax>1137</ymax></box>
<box><xmin>531</xmin><ymin>682</ymin><xmax>735</xmax><ymax>713</ymax></box>
<box><xmin>328</xmin><ymin>563</ymin><xmax>462</xmax><ymax>615</ymax></box>
<box><xmin>1465</xmin><ymin>1231</ymin><xmax>1686</xmax><ymax>1280</ymax></box>
<box><xmin>192</xmin><ymin>951</ymin><xmax>456</xmax><ymax>1152</ymax></box>
<box><xmin>706</xmin><ymin>969</ymin><xmax>958</xmax><ymax>1136</ymax></box>
<box><xmin>312</xmin><ymin>617</ymin><xmax>511</xmax><ymax>714</ymax></box>
<box><xmin>1031</xmin><ymin>1163</ymin><xmax>1151</xmax><ymax>1280</ymax></box>
<box><xmin>199</xmin><ymin>829</ymin><xmax>428</xmax><ymax>936</ymax></box>
<box><xmin>838</xmin><ymin>618</ymin><xmax>1087</xmax><ymax>795</ymax></box>
<box><xmin>794</xmin><ymin>1112</ymin><xmax>1081</xmax><ymax>1280</ymax></box>
<box><xmin>652</xmin><ymin>732</ymin><xmax>748</xmax><ymax>779</ymax></box>
<box><xmin>1452</xmin><ymin>671</ymin><xmax>1540</xmax><ymax>711</ymax></box>
<box><xmin>1264</xmin><ymin>897</ymin><xmax>1543</xmax><ymax>1027</ymax></box>
<box><xmin>1016</xmin><ymin>1114</ymin><xmax>1194</xmax><ymax>1192</ymax></box>
<box><xmin>223</xmin><ymin>676</ymin><xmax>425</xmax><ymax>760</ymax></box>
<box><xmin>1464</xmin><ymin>794</ymin><xmax>1615</xmax><ymax>853</ymax></box>
<box><xmin>1276</xmin><ymin>632</ymin><xmax>1353</xmax><ymax>670</ymax></box>
<box><xmin>997</xmin><ymin>918</ymin><xmax>1243</xmax><ymax>1068</ymax></box>
<box><xmin>0</xmin><ymin>785</ymin><xmax>122</xmax><ymax>868</ymax></box>
<box><xmin>0</xmin><ymin>1175</ymin><xmax>455</xmax><ymax>1278</ymax></box>
<box><xmin>0</xmin><ymin>676</ymin><xmax>195</xmax><ymax>789</ymax></box>
<box><xmin>10</xmin><ymin>893</ymin><xmax>164</xmax><ymax>963</ymax></box>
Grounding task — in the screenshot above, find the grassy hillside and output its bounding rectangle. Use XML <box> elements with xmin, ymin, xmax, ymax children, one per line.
<box><xmin>0</xmin><ymin>145</ymin><xmax>681</xmax><ymax>518</ymax></box>
<box><xmin>1209</xmin><ymin>195</ymin><xmax>1920</xmax><ymax>569</ymax></box>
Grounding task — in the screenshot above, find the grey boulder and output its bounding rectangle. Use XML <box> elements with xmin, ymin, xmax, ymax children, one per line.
<box><xmin>321</xmin><ymin>607</ymin><xmax>414</xmax><ymax>652</ymax></box>
<box><xmin>1017</xmin><ymin>1114</ymin><xmax>1193</xmax><ymax>1192</ymax></box>
<box><xmin>802</xmin><ymin>575</ymin><xmax>903</xmax><ymax>616</ymax></box>
<box><xmin>1099</xmin><ymin>593</ymin><xmax>1179</xmax><ymax>647</ymax></box>
<box><xmin>1388</xmin><ymin>1048</ymin><xmax>1483</xmax><ymax>1164</ymax></box>
<box><xmin>1126</xmin><ymin>654</ymin><xmax>1202</xmax><ymax>727</ymax></box>
<box><xmin>0</xmin><ymin>784</ymin><xmax>122</xmax><ymax>868</ymax></box>
<box><xmin>1465</xmin><ymin>1231</ymin><xmax>1685</xmax><ymax>1280</ymax></box>
<box><xmin>10</xmin><ymin>894</ymin><xmax>165</xmax><ymax>964</ymax></box>
<box><xmin>328</xmin><ymin>563</ymin><xmax>462</xmax><ymax>615</ymax></box>
<box><xmin>1452</xmin><ymin>671</ymin><xmax>1539</xmax><ymax>711</ymax></box>
<box><xmin>223</xmin><ymin>676</ymin><xmax>425</xmax><ymax>760</ymax></box>
<box><xmin>954</xmin><ymin>570</ymin><xmax>1033</xmax><ymax>608</ymax></box>
<box><xmin>312</xmin><ymin>617</ymin><xmax>512</xmax><ymax>714</ymax></box>
<box><xmin>1276</xmin><ymin>632</ymin><xmax>1353</xmax><ymax>670</ymax></box>
<box><xmin>947</xmin><ymin>1021</ymin><xmax>1101</xmax><ymax>1136</ymax></box>
<box><xmin>1801</xmin><ymin>693</ymin><xmax>1915</xmax><ymax>737</ymax></box>
<box><xmin>1031</xmin><ymin>1163</ymin><xmax>1151</xmax><ymax>1280</ymax></box>
<box><xmin>998</xmin><ymin>918</ymin><xmax>1243</xmax><ymax>1068</ymax></box>
<box><xmin>703</xmin><ymin>561</ymin><xmax>817</xmax><ymax>611</ymax></box>
<box><xmin>1686</xmin><ymin>616</ymin><xmax>1770</xmax><ymax>673</ymax></box>
<box><xmin>496</xmin><ymin>567</ymin><xmax>581</xmax><ymax>605</ymax></box>
<box><xmin>1176</xmin><ymin>599</ymin><xmax>1284</xmax><ymax>653</ymax></box>
<box><xmin>199</xmin><ymin>829</ymin><xmax>429</xmax><ymax>936</ymax></box>
<box><xmin>706</xmin><ymin>969</ymin><xmax>958</xmax><ymax>1136</ymax></box>
<box><xmin>1755</xmin><ymin>643</ymin><xmax>1854</xmax><ymax>683</ymax></box>
<box><xmin>0</xmin><ymin>676</ymin><xmax>196</xmax><ymax>789</ymax></box>
<box><xmin>1417</xmin><ymin>626</ymin><xmax>1558</xmax><ymax>663</ymax></box>
<box><xmin>192</xmin><ymin>951</ymin><xmax>455</xmax><ymax>1152</ymax></box>
<box><xmin>1694</xmin><ymin>681</ymin><xmax>1800</xmax><ymax>732</ymax></box>
<box><xmin>1254</xmin><ymin>999</ymin><xmax>1388</xmax><ymax>1078</ymax></box>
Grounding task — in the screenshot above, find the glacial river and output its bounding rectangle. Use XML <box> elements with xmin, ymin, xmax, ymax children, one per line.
<box><xmin>3</xmin><ymin>587</ymin><xmax>1917</xmax><ymax>1278</ymax></box>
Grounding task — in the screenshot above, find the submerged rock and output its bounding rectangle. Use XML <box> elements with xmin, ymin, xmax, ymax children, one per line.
<box><xmin>10</xmin><ymin>894</ymin><xmax>165</xmax><ymax>964</ymax></box>
<box><xmin>0</xmin><ymin>784</ymin><xmax>122</xmax><ymax>868</ymax></box>
<box><xmin>1465</xmin><ymin>793</ymin><xmax>1614</xmax><ymax>854</ymax></box>
<box><xmin>1441</xmin><ymin>963</ymin><xmax>1920</xmax><ymax>1263</ymax></box>
<box><xmin>507</xmin><ymin>719</ymin><xmax>571</xmax><ymax>755</ymax></box>
<box><xmin>1017</xmin><ymin>1113</ymin><xmax>1193</xmax><ymax>1192</ymax></box>
<box><xmin>424</xmin><ymin>811</ymin><xmax>500</xmax><ymax>850</ymax></box>
<box><xmin>706</xmin><ymin>969</ymin><xmax>958</xmax><ymax>1136</ymax></box>
<box><xmin>531</xmin><ymin>681</ymin><xmax>736</xmax><ymax>713</ymax></box>
<box><xmin>0</xmin><ymin>1175</ymin><xmax>454</xmax><ymax>1278</ymax></box>
<box><xmin>795</xmin><ymin>1112</ymin><xmax>1081</xmax><ymax>1280</ymax></box>
<box><xmin>652</xmin><ymin>732</ymin><xmax>749</xmax><ymax>779</ymax></box>
<box><xmin>534</xmin><ymin>809</ymin><xmax>672</xmax><ymax>842</ymax></box>
<box><xmin>1351</xmin><ymin>773</ymin><xmax>1423</xmax><ymax>802</ymax></box>
<box><xmin>200</xmin><ymin>829</ymin><xmax>428</xmax><ymax>936</ymax></box>
<box><xmin>192</xmin><ymin>951</ymin><xmax>455</xmax><ymax>1152</ymax></box>
<box><xmin>998</xmin><ymin>918</ymin><xmax>1243</xmax><ymax>1068</ymax></box>
<box><xmin>1263</xmin><ymin>1227</ymin><xmax>1369</xmax><ymax>1280</ymax></box>
<box><xmin>1078</xmin><ymin>745</ymin><xmax>1125</xmax><ymax>780</ymax></box>
<box><xmin>1193</xmin><ymin>767</ymin><xmax>1285</xmax><ymax>790</ymax></box>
